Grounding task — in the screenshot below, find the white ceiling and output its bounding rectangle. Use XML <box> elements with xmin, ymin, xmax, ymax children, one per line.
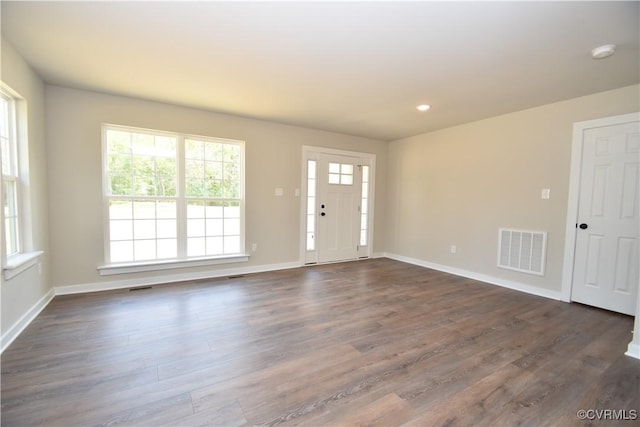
<box><xmin>2</xmin><ymin>1</ymin><xmax>638</xmax><ymax>141</ymax></box>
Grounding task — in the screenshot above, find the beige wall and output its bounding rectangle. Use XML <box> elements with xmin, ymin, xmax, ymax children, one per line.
<box><xmin>1</xmin><ymin>40</ymin><xmax>51</xmax><ymax>336</ymax></box>
<box><xmin>386</xmin><ymin>85</ymin><xmax>640</xmax><ymax>293</ymax></box>
<box><xmin>45</xmin><ymin>86</ymin><xmax>387</xmax><ymax>288</ymax></box>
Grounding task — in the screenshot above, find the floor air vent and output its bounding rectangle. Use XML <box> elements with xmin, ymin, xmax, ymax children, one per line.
<box><xmin>498</xmin><ymin>228</ymin><xmax>547</xmax><ymax>276</ymax></box>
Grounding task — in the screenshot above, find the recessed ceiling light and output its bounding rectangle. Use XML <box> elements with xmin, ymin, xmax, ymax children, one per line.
<box><xmin>416</xmin><ymin>104</ymin><xmax>431</xmax><ymax>112</ymax></box>
<box><xmin>591</xmin><ymin>44</ymin><xmax>616</xmax><ymax>59</ymax></box>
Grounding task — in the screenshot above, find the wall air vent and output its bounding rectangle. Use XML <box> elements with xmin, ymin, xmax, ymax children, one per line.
<box><xmin>498</xmin><ymin>228</ymin><xmax>547</xmax><ymax>276</ymax></box>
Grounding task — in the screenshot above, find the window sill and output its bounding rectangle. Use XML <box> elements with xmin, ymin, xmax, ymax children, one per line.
<box><xmin>4</xmin><ymin>251</ymin><xmax>44</xmax><ymax>281</ymax></box>
<box><xmin>97</xmin><ymin>254</ymin><xmax>250</xmax><ymax>276</ymax></box>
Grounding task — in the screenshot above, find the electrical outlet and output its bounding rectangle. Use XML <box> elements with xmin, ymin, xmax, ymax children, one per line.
<box><xmin>450</xmin><ymin>245</ymin><xmax>457</xmax><ymax>254</ymax></box>
<box><xmin>251</xmin><ymin>243</ymin><xmax>258</xmax><ymax>251</ymax></box>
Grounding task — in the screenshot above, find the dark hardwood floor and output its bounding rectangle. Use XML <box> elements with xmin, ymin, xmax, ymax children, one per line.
<box><xmin>1</xmin><ymin>258</ymin><xmax>638</xmax><ymax>426</ymax></box>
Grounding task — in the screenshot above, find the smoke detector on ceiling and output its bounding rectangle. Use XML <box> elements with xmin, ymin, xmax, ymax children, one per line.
<box><xmin>591</xmin><ymin>44</ymin><xmax>616</xmax><ymax>59</ymax></box>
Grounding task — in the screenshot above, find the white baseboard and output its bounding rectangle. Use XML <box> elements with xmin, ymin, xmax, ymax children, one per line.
<box><xmin>1</xmin><ymin>288</ymin><xmax>55</xmax><ymax>354</ymax></box>
<box><xmin>625</xmin><ymin>342</ymin><xmax>640</xmax><ymax>360</ymax></box>
<box><xmin>55</xmin><ymin>260</ymin><xmax>303</xmax><ymax>295</ymax></box>
<box><xmin>384</xmin><ymin>252</ymin><xmax>563</xmax><ymax>301</ymax></box>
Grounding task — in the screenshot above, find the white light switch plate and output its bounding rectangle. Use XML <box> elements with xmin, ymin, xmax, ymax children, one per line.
<box><xmin>275</xmin><ymin>187</ymin><xmax>284</xmax><ymax>196</ymax></box>
<box><xmin>541</xmin><ymin>188</ymin><xmax>551</xmax><ymax>199</ymax></box>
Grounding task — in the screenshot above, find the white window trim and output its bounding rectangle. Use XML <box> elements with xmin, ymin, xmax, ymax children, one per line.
<box><xmin>101</xmin><ymin>124</ymin><xmax>246</xmax><ymax>272</ymax></box>
<box><xmin>2</xmin><ymin>83</ymin><xmax>41</xmax><ymax>281</ymax></box>
<box><xmin>98</xmin><ymin>253</ymin><xmax>249</xmax><ymax>276</ymax></box>
<box><xmin>4</xmin><ymin>251</ymin><xmax>43</xmax><ymax>281</ymax></box>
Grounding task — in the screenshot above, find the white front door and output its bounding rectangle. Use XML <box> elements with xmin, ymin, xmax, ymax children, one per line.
<box><xmin>316</xmin><ymin>153</ymin><xmax>362</xmax><ymax>263</ymax></box>
<box><xmin>571</xmin><ymin>120</ymin><xmax>639</xmax><ymax>315</ymax></box>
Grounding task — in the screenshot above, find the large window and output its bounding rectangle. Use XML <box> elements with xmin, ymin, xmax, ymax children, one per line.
<box><xmin>1</xmin><ymin>91</ymin><xmax>20</xmax><ymax>257</ymax></box>
<box><xmin>1</xmin><ymin>84</ymin><xmax>41</xmax><ymax>280</ymax></box>
<box><xmin>103</xmin><ymin>125</ymin><xmax>244</xmax><ymax>266</ymax></box>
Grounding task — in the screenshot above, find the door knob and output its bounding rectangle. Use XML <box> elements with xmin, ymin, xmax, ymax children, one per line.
<box><xmin>578</xmin><ymin>223</ymin><xmax>588</xmax><ymax>230</ymax></box>
<box><xmin>321</xmin><ymin>212</ymin><xmax>326</xmax><ymax>216</ymax></box>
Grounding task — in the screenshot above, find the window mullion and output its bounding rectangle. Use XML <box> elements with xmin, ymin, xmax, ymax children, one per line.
<box><xmin>176</xmin><ymin>135</ymin><xmax>187</xmax><ymax>259</ymax></box>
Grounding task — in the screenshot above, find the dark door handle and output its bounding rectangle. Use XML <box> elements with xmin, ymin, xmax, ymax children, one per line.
<box><xmin>579</xmin><ymin>223</ymin><xmax>588</xmax><ymax>230</ymax></box>
<box><xmin>321</xmin><ymin>212</ymin><xmax>326</xmax><ymax>216</ymax></box>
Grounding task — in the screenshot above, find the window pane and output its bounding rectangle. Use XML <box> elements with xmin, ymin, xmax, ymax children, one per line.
<box><xmin>5</xmin><ymin>217</ymin><xmax>17</xmax><ymax>256</ymax></box>
<box><xmin>224</xmin><ymin>203</ymin><xmax>240</xmax><ymax>218</ymax></box>
<box><xmin>362</xmin><ymin>165</ymin><xmax>369</xmax><ymax>182</ymax></box>
<box><xmin>0</xmin><ymin>97</ymin><xmax>9</xmax><ymax>139</ymax></box>
<box><xmin>360</xmin><ymin>166</ymin><xmax>369</xmax><ymax>248</ymax></box>
<box><xmin>306</xmin><ymin>233</ymin><xmax>314</xmax><ymax>251</ymax></box>
<box><xmin>157</xmin><ymin>239</ymin><xmax>177</xmax><ymax>259</ymax></box>
<box><xmin>223</xmin><ymin>179</ymin><xmax>239</xmax><ymax>198</ymax></box>
<box><xmin>206</xmin><ymin>237</ymin><xmax>224</xmax><ymax>255</ymax></box>
<box><xmin>224</xmin><ymin>218</ymin><xmax>240</xmax><ymax>235</ymax></box>
<box><xmin>205</xmin><ymin>202</ymin><xmax>224</xmax><ymax>218</ymax></box>
<box><xmin>109</xmin><ymin>174</ymin><xmax>133</xmax><ymax>195</ymax></box>
<box><xmin>185</xmin><ymin>139</ymin><xmax>204</xmax><ymax>160</ymax></box>
<box><xmin>341</xmin><ymin>164</ymin><xmax>353</xmax><ymax>175</ymax></box>
<box><xmin>329</xmin><ymin>174</ymin><xmax>340</xmax><ymax>184</ymax></box>
<box><xmin>206</xmin><ymin>219</ymin><xmax>223</xmax><ymax>236</ymax></box>
<box><xmin>185</xmin><ymin>159</ymin><xmax>203</xmax><ymax>178</ymax></box>
<box><xmin>1</xmin><ymin>136</ymin><xmax>10</xmax><ymax>176</ymax></box>
<box><xmin>341</xmin><ymin>174</ymin><xmax>353</xmax><ymax>185</ymax></box>
<box><xmin>187</xmin><ymin>219</ymin><xmax>205</xmax><ymax>237</ymax></box>
<box><xmin>106</xmin><ymin>130</ymin><xmax>131</xmax><ymax>154</ymax></box>
<box><xmin>329</xmin><ymin>162</ymin><xmax>340</xmax><ymax>173</ymax></box>
<box><xmin>133</xmin><ymin>201</ymin><xmax>156</xmax><ymax>219</ymax></box>
<box><xmin>3</xmin><ymin>180</ymin><xmax>17</xmax><ymax>217</ymax></box>
<box><xmin>110</xmin><ymin>200</ymin><xmax>133</xmax><ymax>219</ymax></box>
<box><xmin>186</xmin><ymin>178</ymin><xmax>206</xmax><ymax>197</ymax></box>
<box><xmin>131</xmin><ymin>133</ymin><xmax>155</xmax><ymax>155</ymax></box>
<box><xmin>133</xmin><ymin>220</ymin><xmax>156</xmax><ymax>239</ymax></box>
<box><xmin>3</xmin><ymin>180</ymin><xmax>18</xmax><ymax>255</ymax></box>
<box><xmin>110</xmin><ymin>220</ymin><xmax>133</xmax><ymax>240</ymax></box>
<box><xmin>110</xmin><ymin>241</ymin><xmax>133</xmax><ymax>263</ymax></box>
<box><xmin>205</xmin><ymin>161</ymin><xmax>223</xmax><ymax>180</ymax></box>
<box><xmin>307</xmin><ymin>160</ymin><xmax>316</xmax><ymax>179</ymax></box>
<box><xmin>157</xmin><ymin>219</ymin><xmax>177</xmax><ymax>238</ymax></box>
<box><xmin>155</xmin><ymin>136</ymin><xmax>176</xmax><ymax>157</ymax></box>
<box><xmin>188</xmin><ymin>237</ymin><xmax>205</xmax><ymax>257</ymax></box>
<box><xmin>187</xmin><ymin>201</ymin><xmax>205</xmax><ymax>218</ymax></box>
<box><xmin>205</xmin><ymin>142</ymin><xmax>223</xmax><ymax>161</ymax></box>
<box><xmin>224</xmin><ymin>236</ymin><xmax>240</xmax><ymax>254</ymax></box>
<box><xmin>134</xmin><ymin>240</ymin><xmax>156</xmax><ymax>261</ymax></box>
<box><xmin>223</xmin><ymin>144</ymin><xmax>240</xmax><ymax>163</ymax></box>
<box><xmin>360</xmin><ymin>230</ymin><xmax>367</xmax><ymax>246</ymax></box>
<box><xmin>156</xmin><ymin>201</ymin><xmax>176</xmax><ymax>219</ymax></box>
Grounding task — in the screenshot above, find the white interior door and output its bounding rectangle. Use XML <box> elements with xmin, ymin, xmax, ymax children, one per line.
<box><xmin>317</xmin><ymin>153</ymin><xmax>362</xmax><ymax>263</ymax></box>
<box><xmin>571</xmin><ymin>120</ymin><xmax>639</xmax><ymax>315</ymax></box>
